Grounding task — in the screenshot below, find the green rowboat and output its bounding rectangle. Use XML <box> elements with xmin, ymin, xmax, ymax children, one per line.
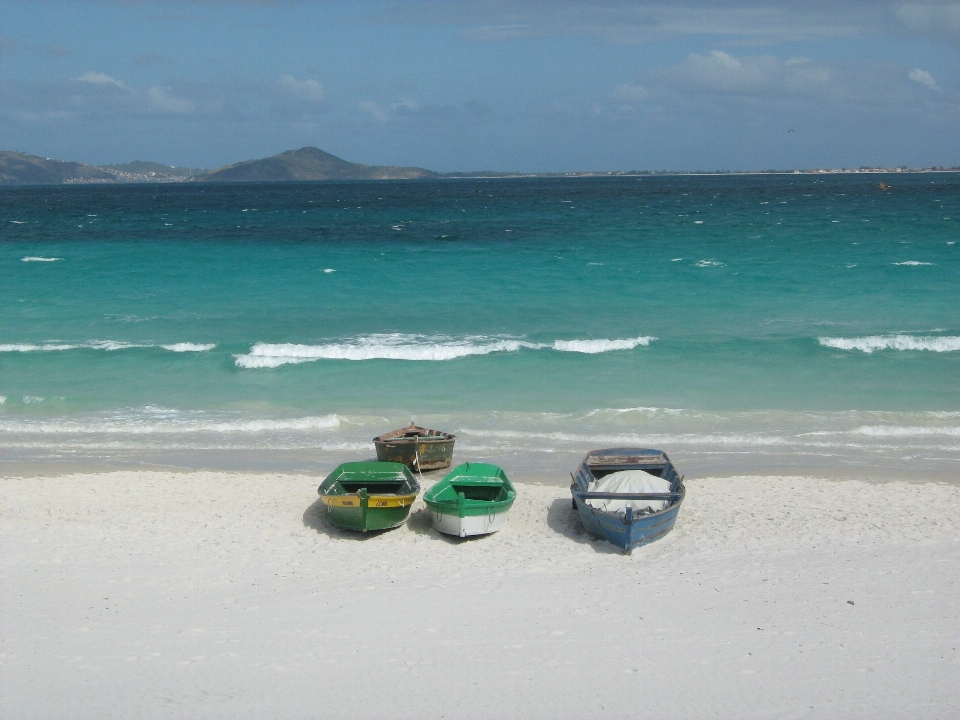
<box><xmin>423</xmin><ymin>462</ymin><xmax>516</xmax><ymax>537</ymax></box>
<box><xmin>318</xmin><ymin>462</ymin><xmax>420</xmax><ymax>532</ymax></box>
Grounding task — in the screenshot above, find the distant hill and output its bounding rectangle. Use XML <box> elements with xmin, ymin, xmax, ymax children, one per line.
<box><xmin>100</xmin><ymin>161</ymin><xmax>203</xmax><ymax>179</ymax></box>
<box><xmin>199</xmin><ymin>146</ymin><xmax>437</xmax><ymax>182</ymax></box>
<box><xmin>0</xmin><ymin>151</ymin><xmax>203</xmax><ymax>185</ymax></box>
<box><xmin>8</xmin><ymin>147</ymin><xmax>953</xmax><ymax>186</ymax></box>
<box><xmin>0</xmin><ymin>151</ymin><xmax>116</xmax><ymax>185</ymax></box>
<box><xmin>1</xmin><ymin>147</ymin><xmax>439</xmax><ymax>185</ymax></box>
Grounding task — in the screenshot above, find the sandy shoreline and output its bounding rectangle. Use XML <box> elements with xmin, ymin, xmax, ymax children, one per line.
<box><xmin>5</xmin><ymin>459</ymin><xmax>958</xmax><ymax>486</ymax></box>
<box><xmin>3</xmin><ymin>471</ymin><xmax>958</xmax><ymax>718</ymax></box>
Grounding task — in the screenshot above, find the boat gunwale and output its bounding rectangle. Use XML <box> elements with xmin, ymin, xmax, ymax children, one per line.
<box><xmin>318</xmin><ymin>461</ymin><xmax>421</xmax><ymax>498</ymax></box>
<box><xmin>373</xmin><ymin>423</ymin><xmax>456</xmax><ymax>444</ymax></box>
<box><xmin>423</xmin><ymin>462</ymin><xmax>517</xmax><ymax>516</ymax></box>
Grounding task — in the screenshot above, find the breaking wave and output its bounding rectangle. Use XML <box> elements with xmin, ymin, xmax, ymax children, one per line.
<box><xmin>460</xmin><ymin>427</ymin><xmax>793</xmax><ymax>447</ymax></box>
<box><xmin>161</xmin><ymin>343</ymin><xmax>216</xmax><ymax>352</ymax></box>
<box><xmin>0</xmin><ymin>341</ymin><xmax>144</xmax><ymax>352</ymax></box>
<box><xmin>0</xmin><ymin>414</ymin><xmax>341</xmax><ymax>435</ymax></box>
<box><xmin>235</xmin><ymin>334</ymin><xmax>656</xmax><ymax>368</ymax></box>
<box><xmin>552</xmin><ymin>336</ymin><xmax>654</xmax><ymax>354</ymax></box>
<box><xmin>21</xmin><ymin>256</ymin><xmax>62</xmax><ymax>262</ymax></box>
<box><xmin>852</xmin><ymin>425</ymin><xmax>960</xmax><ymax>437</ymax></box>
<box><xmin>891</xmin><ymin>261</ymin><xmax>933</xmax><ymax>266</ymax></box>
<box><xmin>818</xmin><ymin>335</ymin><xmax>960</xmax><ymax>353</ymax></box>
<box><xmin>0</xmin><ymin>341</ymin><xmax>215</xmax><ymax>353</ymax></box>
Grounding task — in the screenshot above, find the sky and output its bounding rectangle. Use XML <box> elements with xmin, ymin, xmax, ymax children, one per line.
<box><xmin>1</xmin><ymin>1</ymin><xmax>959</xmax><ymax>172</ymax></box>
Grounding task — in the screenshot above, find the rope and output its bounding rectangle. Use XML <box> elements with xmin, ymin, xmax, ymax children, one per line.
<box><xmin>414</xmin><ymin>444</ymin><xmax>425</xmax><ymax>483</ymax></box>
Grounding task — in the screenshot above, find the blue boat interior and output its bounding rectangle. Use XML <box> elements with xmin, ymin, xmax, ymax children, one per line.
<box><xmin>587</xmin><ymin>463</ymin><xmax>667</xmax><ymax>481</ymax></box>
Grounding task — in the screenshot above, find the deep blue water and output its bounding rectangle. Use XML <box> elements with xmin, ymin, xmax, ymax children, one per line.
<box><xmin>2</xmin><ymin>175</ymin><xmax>959</xmax><ymax>474</ymax></box>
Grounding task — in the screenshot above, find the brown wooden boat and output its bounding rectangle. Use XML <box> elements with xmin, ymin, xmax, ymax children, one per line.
<box><xmin>373</xmin><ymin>423</ymin><xmax>456</xmax><ymax>471</ymax></box>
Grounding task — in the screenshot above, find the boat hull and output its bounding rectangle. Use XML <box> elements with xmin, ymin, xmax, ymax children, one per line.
<box><xmin>430</xmin><ymin>508</ymin><xmax>510</xmax><ymax>537</ymax></box>
<box><xmin>570</xmin><ymin>448</ymin><xmax>685</xmax><ymax>553</ymax></box>
<box><xmin>572</xmin><ymin>494</ymin><xmax>683</xmax><ymax>550</ymax></box>
<box><xmin>318</xmin><ymin>462</ymin><xmax>420</xmax><ymax>533</ymax></box>
<box><xmin>374</xmin><ymin>437</ymin><xmax>455</xmax><ymax>471</ymax></box>
<box><xmin>321</xmin><ymin>492</ymin><xmax>417</xmax><ymax>532</ymax></box>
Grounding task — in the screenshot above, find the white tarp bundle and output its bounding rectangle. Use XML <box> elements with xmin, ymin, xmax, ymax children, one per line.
<box><xmin>585</xmin><ymin>470</ymin><xmax>672</xmax><ymax>514</ymax></box>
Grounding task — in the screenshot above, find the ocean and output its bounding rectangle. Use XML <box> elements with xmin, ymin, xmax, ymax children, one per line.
<box><xmin>2</xmin><ymin>174</ymin><xmax>958</xmax><ymax>478</ymax></box>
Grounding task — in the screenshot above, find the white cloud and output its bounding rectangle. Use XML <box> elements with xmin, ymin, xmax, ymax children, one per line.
<box><xmin>461</xmin><ymin>24</ymin><xmax>539</xmax><ymax>41</ymax></box>
<box><xmin>673</xmin><ymin>50</ymin><xmax>776</xmax><ymax>93</ymax></box>
<box><xmin>376</xmin><ymin>1</ymin><xmax>960</xmax><ymax>48</ymax></box>
<box><xmin>896</xmin><ymin>2</ymin><xmax>960</xmax><ymax>46</ymax></box>
<box><xmin>358</xmin><ymin>100</ymin><xmax>388</xmax><ymax>122</ymax></box>
<box><xmin>611</xmin><ymin>82</ymin><xmax>648</xmax><ymax>102</ymax></box>
<box><xmin>75</xmin><ymin>71</ymin><xmax>127</xmax><ymax>90</ymax></box>
<box><xmin>908</xmin><ymin>68</ymin><xmax>938</xmax><ymax>88</ymax></box>
<box><xmin>391</xmin><ymin>98</ymin><xmax>419</xmax><ymax>113</ymax></box>
<box><xmin>147</xmin><ymin>86</ymin><xmax>194</xmax><ymax>114</ymax></box>
<box><xmin>599</xmin><ymin>49</ymin><xmax>959</xmax><ymax>139</ymax></box>
<box><xmin>278</xmin><ymin>75</ymin><xmax>324</xmax><ymax>101</ymax></box>
<box><xmin>649</xmin><ymin>50</ymin><xmax>834</xmax><ymax>97</ymax></box>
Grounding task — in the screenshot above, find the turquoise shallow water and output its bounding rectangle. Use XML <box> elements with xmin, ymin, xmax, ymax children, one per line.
<box><xmin>2</xmin><ymin>175</ymin><xmax>959</xmax><ymax>475</ymax></box>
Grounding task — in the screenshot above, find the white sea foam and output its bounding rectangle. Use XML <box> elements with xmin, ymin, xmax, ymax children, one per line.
<box><xmin>0</xmin><ymin>414</ymin><xmax>340</xmax><ymax>435</ymax></box>
<box><xmin>236</xmin><ymin>335</ymin><xmax>538</xmax><ymax>367</ymax></box>
<box><xmin>0</xmin><ymin>341</ymin><xmax>213</xmax><ymax>353</ymax></box>
<box><xmin>696</xmin><ymin>259</ymin><xmax>724</xmax><ymax>267</ymax></box>
<box><xmin>892</xmin><ymin>261</ymin><xmax>933</xmax><ymax>266</ymax></box>
<box><xmin>0</xmin><ymin>343</ymin><xmax>78</xmax><ymax>352</ymax></box>
<box><xmin>323</xmin><ymin>268</ymin><xmax>336</xmax><ymax>273</ymax></box>
<box><xmin>460</xmin><ymin>427</ymin><xmax>793</xmax><ymax>447</ymax></box>
<box><xmin>86</xmin><ymin>341</ymin><xmax>149</xmax><ymax>351</ymax></box>
<box><xmin>0</xmin><ymin>395</ymin><xmax>6</xmax><ymax>405</ymax></box>
<box><xmin>161</xmin><ymin>343</ymin><xmax>216</xmax><ymax>352</ymax></box>
<box><xmin>819</xmin><ymin>335</ymin><xmax>960</xmax><ymax>353</ymax></box>
<box><xmin>853</xmin><ymin>425</ymin><xmax>960</xmax><ymax>437</ymax></box>
<box><xmin>552</xmin><ymin>336</ymin><xmax>654</xmax><ymax>353</ymax></box>
<box><xmin>0</xmin><ymin>341</ymin><xmax>144</xmax><ymax>352</ymax></box>
<box><xmin>235</xmin><ymin>334</ymin><xmax>655</xmax><ymax>367</ymax></box>
<box><xmin>21</xmin><ymin>256</ymin><xmax>62</xmax><ymax>262</ymax></box>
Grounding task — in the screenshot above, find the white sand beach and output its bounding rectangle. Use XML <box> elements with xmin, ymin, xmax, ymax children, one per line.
<box><xmin>2</xmin><ymin>471</ymin><xmax>958</xmax><ymax>719</ymax></box>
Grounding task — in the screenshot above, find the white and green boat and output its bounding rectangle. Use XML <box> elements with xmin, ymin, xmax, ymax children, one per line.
<box><xmin>423</xmin><ymin>462</ymin><xmax>516</xmax><ymax>538</ymax></box>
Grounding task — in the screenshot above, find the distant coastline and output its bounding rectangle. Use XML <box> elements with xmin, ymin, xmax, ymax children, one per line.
<box><xmin>2</xmin><ymin>146</ymin><xmax>958</xmax><ymax>186</ymax></box>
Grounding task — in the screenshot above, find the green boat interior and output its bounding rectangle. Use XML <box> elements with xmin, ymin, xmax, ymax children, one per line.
<box><xmin>338</xmin><ymin>481</ymin><xmax>407</xmax><ymax>495</ymax></box>
<box><xmin>450</xmin><ymin>483</ymin><xmax>510</xmax><ymax>502</ymax></box>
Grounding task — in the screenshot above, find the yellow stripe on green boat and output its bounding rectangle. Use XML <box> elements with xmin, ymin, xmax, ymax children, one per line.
<box><xmin>322</xmin><ymin>495</ymin><xmax>361</xmax><ymax>508</ymax></box>
<box><xmin>367</xmin><ymin>494</ymin><xmax>416</xmax><ymax>508</ymax></box>
<box><xmin>320</xmin><ymin>493</ymin><xmax>416</xmax><ymax>508</ymax></box>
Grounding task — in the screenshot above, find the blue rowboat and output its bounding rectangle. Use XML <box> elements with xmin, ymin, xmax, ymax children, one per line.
<box><xmin>570</xmin><ymin>448</ymin><xmax>685</xmax><ymax>553</ymax></box>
